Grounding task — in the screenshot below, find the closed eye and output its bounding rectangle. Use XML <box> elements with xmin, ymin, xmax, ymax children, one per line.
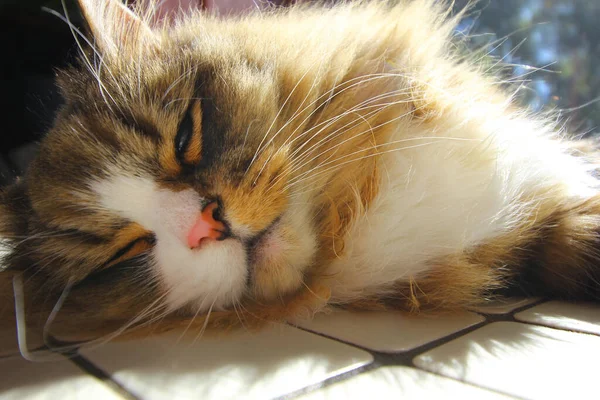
<box><xmin>174</xmin><ymin>100</ymin><xmax>203</xmax><ymax>166</ymax></box>
<box><xmin>105</xmin><ymin>235</ymin><xmax>155</xmax><ymax>267</ymax></box>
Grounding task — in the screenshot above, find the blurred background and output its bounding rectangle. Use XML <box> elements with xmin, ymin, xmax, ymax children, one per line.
<box><xmin>454</xmin><ymin>0</ymin><xmax>600</xmax><ymax>133</ymax></box>
<box><xmin>0</xmin><ymin>0</ymin><xmax>599</xmax><ymax>185</ymax></box>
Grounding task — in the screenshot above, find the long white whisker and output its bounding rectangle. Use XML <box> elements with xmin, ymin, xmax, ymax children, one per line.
<box><xmin>265</xmin><ymin>95</ymin><xmax>413</xmax><ymax>193</ymax></box>
<box><xmin>232</xmin><ymin>299</ymin><xmax>249</xmax><ymax>333</ymax></box>
<box><xmin>164</xmin><ymin>97</ymin><xmax>206</xmax><ymax>109</ymax></box>
<box><xmin>253</xmin><ymin>60</ymin><xmax>325</xmax><ymax>182</ymax></box>
<box><xmin>177</xmin><ymin>296</ymin><xmax>210</xmax><ymax>343</ymax></box>
<box><xmin>289</xmin><ymin>89</ymin><xmax>418</xmax><ymax>166</ymax></box>
<box><xmin>191</xmin><ymin>299</ymin><xmax>216</xmax><ymax>345</ymax></box>
<box><xmin>161</xmin><ymin>67</ymin><xmax>197</xmax><ymax>103</ymax></box>
<box><xmin>247</xmin><ymin>58</ymin><xmax>323</xmax><ymax>173</ymax></box>
<box><xmin>237</xmin><ymin>119</ymin><xmax>258</xmax><ymax>168</ymax></box>
<box><xmin>268</xmin><ymin>96</ymin><xmax>425</xmax><ymax>191</ymax></box>
<box><xmin>44</xmin><ymin>3</ymin><xmax>122</xmax><ymax>115</ymax></box>
<box><xmin>256</xmin><ymin>73</ymin><xmax>416</xmax><ymax>178</ymax></box>
<box><xmin>282</xmin><ymin>75</ymin><xmax>415</xmax><ymax>152</ymax></box>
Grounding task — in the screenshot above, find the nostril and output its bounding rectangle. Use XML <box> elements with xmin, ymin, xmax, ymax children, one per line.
<box><xmin>187</xmin><ymin>201</ymin><xmax>229</xmax><ymax>249</ymax></box>
<box><xmin>212</xmin><ymin>202</ymin><xmax>223</xmax><ymax>223</ymax></box>
<box><xmin>216</xmin><ymin>224</ymin><xmax>232</xmax><ymax>241</ymax></box>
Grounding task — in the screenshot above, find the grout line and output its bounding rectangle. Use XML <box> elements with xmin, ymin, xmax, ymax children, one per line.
<box><xmin>275</xmin><ymin>362</ymin><xmax>381</xmax><ymax>400</ymax></box>
<box><xmin>42</xmin><ymin>335</ymin><xmax>140</xmax><ymax>400</ymax></box>
<box><xmin>507</xmin><ymin>299</ymin><xmax>600</xmax><ymax>337</ymax></box>
<box><xmin>283</xmin><ymin>317</ymin><xmax>490</xmax><ymax>399</ymax></box>
<box><xmin>507</xmin><ymin>298</ymin><xmax>549</xmax><ymax>315</ymax></box>
<box><xmin>382</xmin><ymin>321</ymin><xmax>491</xmax><ymax>371</ymax></box>
<box><xmin>27</xmin><ymin>298</ymin><xmax>589</xmax><ymax>400</ymax></box>
<box><xmin>471</xmin><ymin>298</ymin><xmax>549</xmax><ymax>321</ymax></box>
<box><xmin>510</xmin><ymin>318</ymin><xmax>600</xmax><ymax>337</ymax></box>
<box><xmin>68</xmin><ymin>354</ymin><xmax>140</xmax><ymax>400</ymax></box>
<box><xmin>282</xmin><ymin>300</ymin><xmax>555</xmax><ymax>399</ymax></box>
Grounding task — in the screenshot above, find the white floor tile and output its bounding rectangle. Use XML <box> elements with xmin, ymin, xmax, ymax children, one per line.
<box><xmin>293</xmin><ymin>310</ymin><xmax>483</xmax><ymax>352</ymax></box>
<box><xmin>0</xmin><ymin>356</ymin><xmax>122</xmax><ymax>400</ymax></box>
<box><xmin>81</xmin><ymin>324</ymin><xmax>373</xmax><ymax>400</ymax></box>
<box><xmin>469</xmin><ymin>298</ymin><xmax>541</xmax><ymax>315</ymax></box>
<box><xmin>298</xmin><ymin>366</ymin><xmax>513</xmax><ymax>399</ymax></box>
<box><xmin>414</xmin><ymin>322</ymin><xmax>600</xmax><ymax>399</ymax></box>
<box><xmin>515</xmin><ymin>301</ymin><xmax>600</xmax><ymax>335</ymax></box>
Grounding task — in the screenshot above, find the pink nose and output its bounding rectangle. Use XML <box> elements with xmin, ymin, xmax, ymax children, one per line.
<box><xmin>187</xmin><ymin>202</ymin><xmax>227</xmax><ymax>249</ymax></box>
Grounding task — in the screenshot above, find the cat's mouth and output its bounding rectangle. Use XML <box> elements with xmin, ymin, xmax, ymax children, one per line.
<box><xmin>245</xmin><ymin>216</ymin><xmax>282</xmax><ymax>269</ymax></box>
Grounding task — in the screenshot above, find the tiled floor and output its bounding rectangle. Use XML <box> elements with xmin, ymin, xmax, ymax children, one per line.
<box><xmin>2</xmin><ymin>298</ymin><xmax>599</xmax><ymax>400</ymax></box>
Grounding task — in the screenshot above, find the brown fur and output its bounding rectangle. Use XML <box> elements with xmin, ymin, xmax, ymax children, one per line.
<box><xmin>2</xmin><ymin>0</ymin><xmax>600</xmax><ymax>352</ymax></box>
<box><xmin>337</xmin><ymin>193</ymin><xmax>600</xmax><ymax>314</ymax></box>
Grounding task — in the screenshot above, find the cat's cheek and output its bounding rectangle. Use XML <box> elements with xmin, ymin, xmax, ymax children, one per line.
<box><xmin>251</xmin><ymin>217</ymin><xmax>317</xmax><ymax>300</ymax></box>
<box><xmin>252</xmin><ymin>234</ymin><xmax>302</xmax><ymax>300</ymax></box>
<box><xmin>152</xmin><ymin>236</ymin><xmax>248</xmax><ymax>312</ymax></box>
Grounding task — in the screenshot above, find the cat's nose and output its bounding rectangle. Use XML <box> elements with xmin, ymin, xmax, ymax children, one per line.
<box><xmin>187</xmin><ymin>201</ymin><xmax>230</xmax><ymax>249</ymax></box>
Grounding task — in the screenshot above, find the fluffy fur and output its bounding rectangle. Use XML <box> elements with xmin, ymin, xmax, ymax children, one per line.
<box><xmin>1</xmin><ymin>0</ymin><xmax>600</xmax><ymax>345</ymax></box>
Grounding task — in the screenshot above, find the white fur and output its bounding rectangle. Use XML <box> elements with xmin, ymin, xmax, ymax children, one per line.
<box><xmin>88</xmin><ymin>116</ymin><xmax>599</xmax><ymax>310</ymax></box>
<box><xmin>89</xmin><ymin>108</ymin><xmax>599</xmax><ymax>310</ymax></box>
<box><xmin>324</xmin><ymin>111</ymin><xmax>599</xmax><ymax>302</ymax></box>
<box><xmin>90</xmin><ymin>172</ymin><xmax>318</xmax><ymax>311</ymax></box>
<box><xmin>91</xmin><ymin>175</ymin><xmax>247</xmax><ymax>311</ymax></box>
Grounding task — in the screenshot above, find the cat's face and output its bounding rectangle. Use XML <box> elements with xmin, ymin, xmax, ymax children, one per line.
<box><xmin>16</xmin><ymin>1</ymin><xmax>322</xmax><ymax>317</ymax></box>
<box><xmin>29</xmin><ymin>64</ymin><xmax>316</xmax><ymax>314</ymax></box>
<box><xmin>1</xmin><ymin>0</ymin><xmax>392</xmax><ymax>338</ymax></box>
<box><xmin>0</xmin><ymin>0</ymin><xmax>333</xmax><ymax>340</ymax></box>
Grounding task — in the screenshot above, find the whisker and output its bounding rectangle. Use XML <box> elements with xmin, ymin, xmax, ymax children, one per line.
<box><xmin>164</xmin><ymin>97</ymin><xmax>206</xmax><ymax>109</ymax></box>
<box><xmin>161</xmin><ymin>67</ymin><xmax>198</xmax><ymax>104</ymax></box>
<box><xmin>265</xmin><ymin>95</ymin><xmax>423</xmax><ymax>193</ymax></box>
<box><xmin>44</xmin><ymin>3</ymin><xmax>122</xmax><ymax>115</ymax></box>
<box><xmin>289</xmin><ymin>90</ymin><xmax>418</xmax><ymax>165</ymax></box>
<box><xmin>260</xmin><ymin>70</ymin><xmax>459</xmax><ymax>192</ymax></box>
<box><xmin>287</xmin><ymin>138</ymin><xmax>474</xmax><ymax>190</ymax></box>
<box><xmin>256</xmin><ymin>73</ymin><xmax>417</xmax><ymax>179</ymax></box>
<box><xmin>177</xmin><ymin>297</ymin><xmax>210</xmax><ymax>343</ymax></box>
<box><xmin>264</xmin><ymin>91</ymin><xmax>419</xmax><ymax>193</ymax></box>
<box><xmin>190</xmin><ymin>299</ymin><xmax>217</xmax><ymax>345</ymax></box>
<box><xmin>284</xmin><ymin>101</ymin><xmax>439</xmax><ymax>182</ymax></box>
<box><xmin>237</xmin><ymin>120</ymin><xmax>259</xmax><ymax>168</ymax></box>
<box><xmin>247</xmin><ymin>58</ymin><xmax>323</xmax><ymax>174</ymax></box>
<box><xmin>232</xmin><ymin>299</ymin><xmax>249</xmax><ymax>333</ymax></box>
<box><xmin>282</xmin><ymin>76</ymin><xmax>416</xmax><ymax>153</ymax></box>
<box><xmin>253</xmin><ymin>60</ymin><xmax>328</xmax><ymax>181</ymax></box>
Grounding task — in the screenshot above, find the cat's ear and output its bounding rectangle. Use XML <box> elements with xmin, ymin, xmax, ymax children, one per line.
<box><xmin>77</xmin><ymin>0</ymin><xmax>157</xmax><ymax>59</ymax></box>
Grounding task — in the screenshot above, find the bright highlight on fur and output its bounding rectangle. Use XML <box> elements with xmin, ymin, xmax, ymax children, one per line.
<box><xmin>0</xmin><ymin>0</ymin><xmax>600</xmax><ymax>345</ymax></box>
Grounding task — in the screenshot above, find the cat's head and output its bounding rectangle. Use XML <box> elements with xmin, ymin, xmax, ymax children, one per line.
<box><xmin>0</xmin><ymin>0</ymin><xmax>422</xmax><ymax>339</ymax></box>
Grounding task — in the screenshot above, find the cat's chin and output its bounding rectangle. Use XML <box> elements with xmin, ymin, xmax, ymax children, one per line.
<box><xmin>156</xmin><ymin>236</ymin><xmax>249</xmax><ymax>313</ymax></box>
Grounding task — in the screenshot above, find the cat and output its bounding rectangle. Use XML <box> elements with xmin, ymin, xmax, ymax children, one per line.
<box><xmin>1</xmin><ymin>0</ymin><xmax>600</xmax><ymax>347</ymax></box>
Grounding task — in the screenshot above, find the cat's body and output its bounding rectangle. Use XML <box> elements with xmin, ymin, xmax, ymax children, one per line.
<box><xmin>2</xmin><ymin>0</ymin><xmax>600</xmax><ymax>344</ymax></box>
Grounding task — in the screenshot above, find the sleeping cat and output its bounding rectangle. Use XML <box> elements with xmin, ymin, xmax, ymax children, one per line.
<box><xmin>2</xmin><ymin>0</ymin><xmax>600</xmax><ymax>346</ymax></box>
